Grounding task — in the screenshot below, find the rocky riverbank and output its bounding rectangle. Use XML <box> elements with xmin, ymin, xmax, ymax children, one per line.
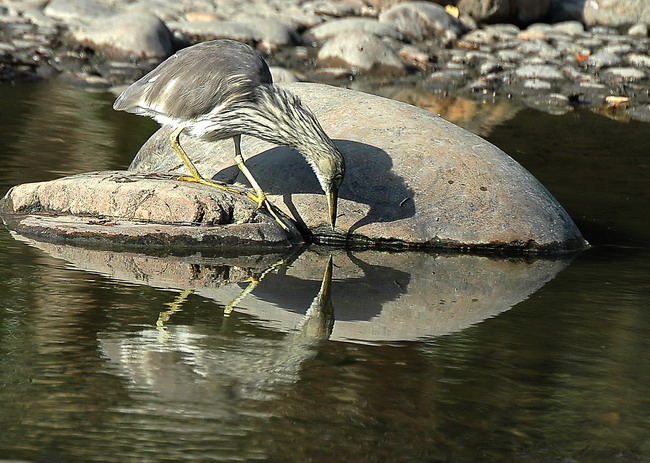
<box><xmin>1</xmin><ymin>0</ymin><xmax>649</xmax><ymax>119</ymax></box>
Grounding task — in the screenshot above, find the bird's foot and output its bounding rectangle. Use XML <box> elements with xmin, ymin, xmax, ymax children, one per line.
<box><xmin>178</xmin><ymin>175</ymin><xmax>290</xmax><ymax>231</ymax></box>
<box><xmin>177</xmin><ymin>174</ymin><xmax>248</xmax><ymax>197</ymax></box>
<box><xmin>246</xmin><ymin>192</ymin><xmax>290</xmax><ymax>231</ymax></box>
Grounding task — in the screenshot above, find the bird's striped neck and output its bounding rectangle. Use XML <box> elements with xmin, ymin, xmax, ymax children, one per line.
<box><xmin>244</xmin><ymin>84</ymin><xmax>339</xmax><ymax>158</ymax></box>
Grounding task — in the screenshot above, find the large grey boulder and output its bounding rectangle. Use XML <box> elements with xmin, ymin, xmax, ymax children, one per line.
<box><xmin>129</xmin><ymin>82</ymin><xmax>586</xmax><ymax>253</ymax></box>
<box><xmin>70</xmin><ymin>12</ymin><xmax>174</xmax><ymax>59</ymax></box>
<box><xmin>317</xmin><ymin>32</ymin><xmax>407</xmax><ymax>75</ymax></box>
<box><xmin>303</xmin><ymin>17</ymin><xmax>404</xmax><ymax>43</ymax></box>
<box><xmin>549</xmin><ymin>0</ymin><xmax>650</xmax><ymax>25</ymax></box>
<box><xmin>378</xmin><ymin>1</ymin><xmax>465</xmax><ymax>41</ymax></box>
<box><xmin>583</xmin><ymin>0</ymin><xmax>650</xmax><ymax>27</ymax></box>
<box><xmin>166</xmin><ymin>17</ymin><xmax>295</xmax><ymax>51</ymax></box>
<box><xmin>458</xmin><ymin>0</ymin><xmax>551</xmax><ymax>26</ymax></box>
<box><xmin>44</xmin><ymin>0</ymin><xmax>114</xmax><ymax>23</ymax></box>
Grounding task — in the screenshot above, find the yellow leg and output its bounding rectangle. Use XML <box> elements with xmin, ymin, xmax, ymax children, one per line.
<box><xmin>232</xmin><ymin>135</ymin><xmax>289</xmax><ymax>230</ymax></box>
<box><xmin>156</xmin><ymin>288</ymin><xmax>193</xmax><ymax>342</ymax></box>
<box><xmin>225</xmin><ymin>259</ymin><xmax>287</xmax><ymax>315</ymax></box>
<box><xmin>170</xmin><ymin>128</ymin><xmax>289</xmax><ymax>230</ymax></box>
<box><xmin>170</xmin><ymin>127</ymin><xmax>254</xmax><ymax>199</ymax></box>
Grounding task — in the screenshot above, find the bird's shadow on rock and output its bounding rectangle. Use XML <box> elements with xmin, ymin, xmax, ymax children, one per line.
<box><xmin>213</xmin><ymin>139</ymin><xmax>416</xmax><ymax>233</ymax></box>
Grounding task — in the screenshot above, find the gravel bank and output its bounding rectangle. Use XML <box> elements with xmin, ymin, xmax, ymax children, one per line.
<box><xmin>1</xmin><ymin>0</ymin><xmax>649</xmax><ymax>118</ymax></box>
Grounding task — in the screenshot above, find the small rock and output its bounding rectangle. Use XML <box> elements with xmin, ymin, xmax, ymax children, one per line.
<box><xmin>270</xmin><ymin>66</ymin><xmax>301</xmax><ymax>83</ymax></box>
<box><xmin>552</xmin><ymin>20</ymin><xmax>584</xmax><ymax>35</ymax></box>
<box><xmin>601</xmin><ymin>67</ymin><xmax>647</xmax><ymax>81</ymax></box>
<box><xmin>523</xmin><ymin>93</ymin><xmax>572</xmax><ymax>115</ymax></box>
<box><xmin>168</xmin><ymin>17</ymin><xmax>295</xmax><ymax>50</ymax></box>
<box><xmin>304</xmin><ymin>17</ymin><xmax>403</xmax><ymax>44</ymax></box>
<box><xmin>479</xmin><ymin>60</ymin><xmax>502</xmax><ymax>75</ymax></box>
<box><xmin>515</xmin><ymin>64</ymin><xmax>565</xmax><ymax>80</ymax></box>
<box><xmin>301</xmin><ymin>0</ymin><xmax>358</xmax><ymax>17</ymax></box>
<box><xmin>70</xmin><ymin>13</ymin><xmax>174</xmax><ymax>59</ymax></box>
<box><xmin>586</xmin><ymin>51</ymin><xmax>621</xmax><ymax>68</ymax></box>
<box><xmin>600</xmin><ymin>43</ymin><xmax>633</xmax><ymax>55</ymax></box>
<box><xmin>517</xmin><ymin>40</ymin><xmax>561</xmax><ymax>60</ymax></box>
<box><xmin>628</xmin><ymin>104</ymin><xmax>650</xmax><ymax>122</ymax></box>
<box><xmin>625</xmin><ymin>53</ymin><xmax>650</xmax><ymax>68</ymax></box>
<box><xmin>234</xmin><ymin>16</ymin><xmax>296</xmax><ymax>51</ymax></box>
<box><xmin>185</xmin><ymin>11</ymin><xmax>220</xmax><ymax>22</ymax></box>
<box><xmin>167</xmin><ymin>20</ymin><xmax>256</xmax><ymax>44</ymax></box>
<box><xmin>576</xmin><ymin>37</ymin><xmax>604</xmax><ymax>49</ymax></box>
<box><xmin>518</xmin><ymin>28</ymin><xmax>547</xmax><ymax>41</ymax></box>
<box><xmin>628</xmin><ymin>23</ymin><xmax>648</xmax><ymax>37</ymax></box>
<box><xmin>398</xmin><ymin>44</ymin><xmax>430</xmax><ymax>68</ymax></box>
<box><xmin>428</xmin><ymin>69</ymin><xmax>468</xmax><ymax>88</ymax></box>
<box><xmin>123</xmin><ymin>1</ymin><xmax>181</xmax><ymax>22</ymax></box>
<box><xmin>583</xmin><ymin>0</ymin><xmax>650</xmax><ymax>27</ymax></box>
<box><xmin>43</xmin><ymin>0</ymin><xmax>114</xmax><ymax>23</ymax></box>
<box><xmin>317</xmin><ymin>32</ymin><xmax>406</xmax><ymax>75</ymax></box>
<box><xmin>497</xmin><ymin>50</ymin><xmax>524</xmax><ymax>62</ymax></box>
<box><xmin>458</xmin><ymin>0</ymin><xmax>551</xmax><ymax>25</ymax></box>
<box><xmin>522</xmin><ymin>79</ymin><xmax>552</xmax><ymax>90</ymax></box>
<box><xmin>483</xmin><ymin>23</ymin><xmax>521</xmax><ymax>36</ymax></box>
<box><xmin>314</xmin><ymin>67</ymin><xmax>353</xmax><ymax>79</ymax></box>
<box><xmin>378</xmin><ymin>1</ymin><xmax>464</xmax><ymax>42</ymax></box>
<box><xmin>21</xmin><ymin>9</ymin><xmax>59</xmax><ymax>29</ymax></box>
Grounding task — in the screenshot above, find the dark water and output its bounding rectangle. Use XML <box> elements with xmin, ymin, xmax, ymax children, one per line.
<box><xmin>1</xmin><ymin>81</ymin><xmax>649</xmax><ymax>462</ymax></box>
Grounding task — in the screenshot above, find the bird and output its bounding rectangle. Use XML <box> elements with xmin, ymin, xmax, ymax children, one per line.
<box><xmin>113</xmin><ymin>39</ymin><xmax>345</xmax><ymax>230</ymax></box>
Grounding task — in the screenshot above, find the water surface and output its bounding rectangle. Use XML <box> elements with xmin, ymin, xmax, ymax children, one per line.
<box><xmin>0</xmin><ymin>81</ymin><xmax>649</xmax><ymax>462</ymax></box>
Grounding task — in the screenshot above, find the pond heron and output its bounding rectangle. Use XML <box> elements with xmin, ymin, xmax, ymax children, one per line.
<box><xmin>114</xmin><ymin>39</ymin><xmax>345</xmax><ymax>230</ymax></box>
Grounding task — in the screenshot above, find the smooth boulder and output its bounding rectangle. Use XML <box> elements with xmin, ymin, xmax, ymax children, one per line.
<box><xmin>130</xmin><ymin>82</ymin><xmax>587</xmax><ymax>253</ymax></box>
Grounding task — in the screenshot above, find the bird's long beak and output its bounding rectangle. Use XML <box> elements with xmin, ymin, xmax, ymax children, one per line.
<box><xmin>327</xmin><ymin>189</ymin><xmax>338</xmax><ymax>230</ymax></box>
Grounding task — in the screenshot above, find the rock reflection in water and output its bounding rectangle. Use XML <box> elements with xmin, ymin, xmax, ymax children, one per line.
<box><xmin>11</xmin><ymin>234</ymin><xmax>571</xmax><ymax>404</ymax></box>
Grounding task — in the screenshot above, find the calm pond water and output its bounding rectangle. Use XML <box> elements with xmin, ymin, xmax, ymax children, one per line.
<box><xmin>1</xmin><ymin>80</ymin><xmax>649</xmax><ymax>462</ymax></box>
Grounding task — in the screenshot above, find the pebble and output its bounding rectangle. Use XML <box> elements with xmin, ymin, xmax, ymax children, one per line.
<box><xmin>626</xmin><ymin>54</ymin><xmax>650</xmax><ymax>68</ymax></box>
<box><xmin>602</xmin><ymin>67</ymin><xmax>647</xmax><ymax>81</ymax></box>
<box><xmin>628</xmin><ymin>23</ymin><xmax>648</xmax><ymax>37</ymax></box>
<box><xmin>586</xmin><ymin>51</ymin><xmax>622</xmax><ymax>68</ymax></box>
<box><xmin>515</xmin><ymin>64</ymin><xmax>565</xmax><ymax>80</ymax></box>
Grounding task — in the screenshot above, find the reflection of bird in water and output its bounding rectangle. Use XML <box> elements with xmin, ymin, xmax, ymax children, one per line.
<box><xmin>114</xmin><ymin>39</ymin><xmax>345</xmax><ymax>229</ymax></box>
<box><xmin>152</xmin><ymin>255</ymin><xmax>335</xmax><ymax>398</ymax></box>
<box><xmin>244</xmin><ymin>254</ymin><xmax>335</xmax><ymax>394</ymax></box>
<box><xmin>294</xmin><ymin>255</ymin><xmax>335</xmax><ymax>339</ymax></box>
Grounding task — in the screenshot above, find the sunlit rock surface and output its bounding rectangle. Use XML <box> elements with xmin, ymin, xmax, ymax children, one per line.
<box><xmin>131</xmin><ymin>83</ymin><xmax>587</xmax><ymax>252</ymax></box>
<box><xmin>0</xmin><ymin>171</ymin><xmax>301</xmax><ymax>250</ymax></box>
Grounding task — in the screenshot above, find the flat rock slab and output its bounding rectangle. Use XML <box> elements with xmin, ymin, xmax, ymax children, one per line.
<box><xmin>0</xmin><ymin>171</ymin><xmax>301</xmax><ymax>250</ymax></box>
<box><xmin>131</xmin><ymin>82</ymin><xmax>587</xmax><ymax>253</ymax></box>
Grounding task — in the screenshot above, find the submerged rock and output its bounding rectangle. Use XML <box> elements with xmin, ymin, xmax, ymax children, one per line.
<box><xmin>129</xmin><ymin>83</ymin><xmax>586</xmax><ymax>252</ymax></box>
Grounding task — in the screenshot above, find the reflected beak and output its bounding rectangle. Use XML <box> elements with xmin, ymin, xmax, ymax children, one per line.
<box><xmin>327</xmin><ymin>189</ymin><xmax>338</xmax><ymax>230</ymax></box>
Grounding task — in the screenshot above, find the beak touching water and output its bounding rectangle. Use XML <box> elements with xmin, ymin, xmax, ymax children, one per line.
<box><xmin>327</xmin><ymin>188</ymin><xmax>338</xmax><ymax>230</ymax></box>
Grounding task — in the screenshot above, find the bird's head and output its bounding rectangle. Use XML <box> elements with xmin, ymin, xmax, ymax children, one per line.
<box><xmin>311</xmin><ymin>145</ymin><xmax>345</xmax><ymax>230</ymax></box>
